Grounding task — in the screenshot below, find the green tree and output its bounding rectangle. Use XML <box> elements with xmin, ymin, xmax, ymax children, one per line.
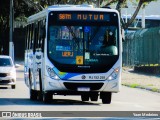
<box><xmin>0</xmin><ymin>0</ymin><xmax>158</xmax><ymax>54</ymax></box>
<box><xmin>102</xmin><ymin>0</ymin><xmax>158</xmax><ymax>29</ymax></box>
<box><xmin>0</xmin><ymin>0</ymin><xmax>10</xmax><ymax>54</ymax></box>
<box><xmin>0</xmin><ymin>0</ymin><xmax>36</xmax><ymax>54</ymax></box>
<box><xmin>21</xmin><ymin>0</ymin><xmax>158</xmax><ymax>30</ymax></box>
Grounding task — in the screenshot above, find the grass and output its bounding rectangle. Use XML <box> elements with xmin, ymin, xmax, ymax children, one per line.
<box><xmin>151</xmin><ymin>88</ymin><xmax>159</xmax><ymax>92</ymax></box>
<box><xmin>122</xmin><ymin>83</ymin><xmax>140</xmax><ymax>88</ymax></box>
<box><xmin>140</xmin><ymin>64</ymin><xmax>159</xmax><ymax>66</ymax></box>
<box><xmin>122</xmin><ymin>83</ymin><xmax>160</xmax><ymax>93</ymax></box>
<box><xmin>130</xmin><ymin>84</ymin><xmax>140</xmax><ymax>88</ymax></box>
<box><xmin>140</xmin><ymin>86</ymin><xmax>145</xmax><ymax>89</ymax></box>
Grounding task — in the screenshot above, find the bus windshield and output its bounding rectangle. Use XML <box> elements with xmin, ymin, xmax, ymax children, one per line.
<box><xmin>48</xmin><ymin>11</ymin><xmax>119</xmax><ymax>73</ymax></box>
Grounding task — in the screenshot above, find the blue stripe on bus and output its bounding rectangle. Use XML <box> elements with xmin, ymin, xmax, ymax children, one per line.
<box><xmin>62</xmin><ymin>73</ymin><xmax>80</xmax><ymax>79</ymax></box>
<box><xmin>53</xmin><ymin>67</ymin><xmax>80</xmax><ymax>79</ymax></box>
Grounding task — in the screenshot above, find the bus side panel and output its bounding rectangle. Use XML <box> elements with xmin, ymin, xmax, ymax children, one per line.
<box><xmin>24</xmin><ymin>51</ymin><xmax>29</xmax><ymax>87</ymax></box>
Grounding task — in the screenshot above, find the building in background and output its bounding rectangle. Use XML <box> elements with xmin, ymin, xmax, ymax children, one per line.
<box><xmin>121</xmin><ymin>0</ymin><xmax>160</xmax><ymax>30</ymax></box>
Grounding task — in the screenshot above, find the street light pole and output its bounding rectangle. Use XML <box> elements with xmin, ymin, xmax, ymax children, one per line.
<box><xmin>9</xmin><ymin>0</ymin><xmax>14</xmax><ymax>62</ymax></box>
<box><xmin>142</xmin><ymin>6</ymin><xmax>145</xmax><ymax>28</ymax></box>
<box><xmin>96</xmin><ymin>0</ymin><xmax>100</xmax><ymax>7</ymax></box>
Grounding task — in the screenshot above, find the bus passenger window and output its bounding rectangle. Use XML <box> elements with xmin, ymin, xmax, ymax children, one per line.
<box><xmin>39</xmin><ymin>25</ymin><xmax>46</xmax><ymax>52</ymax></box>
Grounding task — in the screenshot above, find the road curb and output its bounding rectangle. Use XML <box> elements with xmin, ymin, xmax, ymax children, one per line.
<box><xmin>122</xmin><ymin>84</ymin><xmax>160</xmax><ymax>93</ymax></box>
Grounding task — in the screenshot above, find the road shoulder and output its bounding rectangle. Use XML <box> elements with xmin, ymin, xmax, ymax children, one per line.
<box><xmin>122</xmin><ymin>67</ymin><xmax>160</xmax><ymax>93</ymax></box>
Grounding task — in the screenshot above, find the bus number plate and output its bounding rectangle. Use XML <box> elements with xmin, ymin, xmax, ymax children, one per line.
<box><xmin>77</xmin><ymin>87</ymin><xmax>90</xmax><ymax>91</ymax></box>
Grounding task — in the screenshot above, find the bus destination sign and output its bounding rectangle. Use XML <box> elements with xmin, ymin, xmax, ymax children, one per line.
<box><xmin>58</xmin><ymin>13</ymin><xmax>110</xmax><ymax>21</ymax></box>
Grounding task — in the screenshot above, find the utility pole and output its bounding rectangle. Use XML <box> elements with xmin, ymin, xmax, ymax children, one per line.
<box><xmin>142</xmin><ymin>5</ymin><xmax>145</xmax><ymax>28</ymax></box>
<box><xmin>96</xmin><ymin>0</ymin><xmax>100</xmax><ymax>7</ymax></box>
<box><xmin>9</xmin><ymin>0</ymin><xmax>14</xmax><ymax>62</ymax></box>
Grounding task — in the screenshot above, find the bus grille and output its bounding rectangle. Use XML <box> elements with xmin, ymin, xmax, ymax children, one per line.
<box><xmin>63</xmin><ymin>83</ymin><xmax>104</xmax><ymax>91</ymax></box>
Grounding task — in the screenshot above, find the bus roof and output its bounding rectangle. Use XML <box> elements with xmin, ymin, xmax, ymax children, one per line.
<box><xmin>27</xmin><ymin>4</ymin><xmax>119</xmax><ymax>23</ymax></box>
<box><xmin>48</xmin><ymin>4</ymin><xmax>94</xmax><ymax>8</ymax></box>
<box><xmin>47</xmin><ymin>5</ymin><xmax>117</xmax><ymax>12</ymax></box>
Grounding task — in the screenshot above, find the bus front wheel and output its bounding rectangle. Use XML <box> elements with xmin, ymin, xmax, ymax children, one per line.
<box><xmin>81</xmin><ymin>93</ymin><xmax>89</xmax><ymax>101</ymax></box>
<box><xmin>37</xmin><ymin>69</ymin><xmax>43</xmax><ymax>101</ymax></box>
<box><xmin>43</xmin><ymin>92</ymin><xmax>53</xmax><ymax>103</ymax></box>
<box><xmin>30</xmin><ymin>89</ymin><xmax>38</xmax><ymax>100</ymax></box>
<box><xmin>100</xmin><ymin>92</ymin><xmax>112</xmax><ymax>104</ymax></box>
<box><xmin>11</xmin><ymin>85</ymin><xmax>16</xmax><ymax>89</ymax></box>
<box><xmin>29</xmin><ymin>70</ymin><xmax>38</xmax><ymax>100</ymax></box>
<box><xmin>90</xmin><ymin>92</ymin><xmax>98</xmax><ymax>101</ymax></box>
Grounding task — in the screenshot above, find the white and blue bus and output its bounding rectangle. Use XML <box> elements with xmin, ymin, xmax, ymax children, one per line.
<box><xmin>24</xmin><ymin>4</ymin><xmax>122</xmax><ymax>104</ymax></box>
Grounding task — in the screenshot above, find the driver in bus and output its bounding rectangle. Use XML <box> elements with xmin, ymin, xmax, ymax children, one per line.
<box><xmin>101</xmin><ymin>29</ymin><xmax>118</xmax><ymax>55</ymax></box>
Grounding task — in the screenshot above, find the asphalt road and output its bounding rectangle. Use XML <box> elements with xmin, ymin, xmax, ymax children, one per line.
<box><xmin>0</xmin><ymin>65</ymin><xmax>160</xmax><ymax>118</ymax></box>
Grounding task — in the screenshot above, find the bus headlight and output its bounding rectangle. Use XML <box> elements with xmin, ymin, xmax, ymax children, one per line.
<box><xmin>107</xmin><ymin>67</ymin><xmax>120</xmax><ymax>80</ymax></box>
<box><xmin>46</xmin><ymin>66</ymin><xmax>60</xmax><ymax>80</ymax></box>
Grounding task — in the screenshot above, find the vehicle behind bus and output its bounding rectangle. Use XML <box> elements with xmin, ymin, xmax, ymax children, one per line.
<box><xmin>24</xmin><ymin>5</ymin><xmax>122</xmax><ymax>104</ymax></box>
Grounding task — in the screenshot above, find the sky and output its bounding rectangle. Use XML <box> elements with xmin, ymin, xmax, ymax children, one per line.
<box><xmin>121</xmin><ymin>0</ymin><xmax>160</xmax><ymax>17</ymax></box>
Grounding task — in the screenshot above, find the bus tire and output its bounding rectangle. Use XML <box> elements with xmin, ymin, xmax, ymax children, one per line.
<box><xmin>11</xmin><ymin>85</ymin><xmax>16</xmax><ymax>89</ymax></box>
<box><xmin>30</xmin><ymin>89</ymin><xmax>38</xmax><ymax>100</ymax></box>
<box><xmin>90</xmin><ymin>92</ymin><xmax>98</xmax><ymax>101</ymax></box>
<box><xmin>100</xmin><ymin>92</ymin><xmax>112</xmax><ymax>104</ymax></box>
<box><xmin>29</xmin><ymin>70</ymin><xmax>38</xmax><ymax>100</ymax></box>
<box><xmin>43</xmin><ymin>92</ymin><xmax>52</xmax><ymax>103</ymax></box>
<box><xmin>81</xmin><ymin>93</ymin><xmax>89</xmax><ymax>101</ymax></box>
<box><xmin>38</xmin><ymin>69</ymin><xmax>43</xmax><ymax>101</ymax></box>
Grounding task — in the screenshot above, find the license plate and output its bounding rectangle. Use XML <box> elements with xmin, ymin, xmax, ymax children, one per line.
<box><xmin>77</xmin><ymin>87</ymin><xmax>90</xmax><ymax>91</ymax></box>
